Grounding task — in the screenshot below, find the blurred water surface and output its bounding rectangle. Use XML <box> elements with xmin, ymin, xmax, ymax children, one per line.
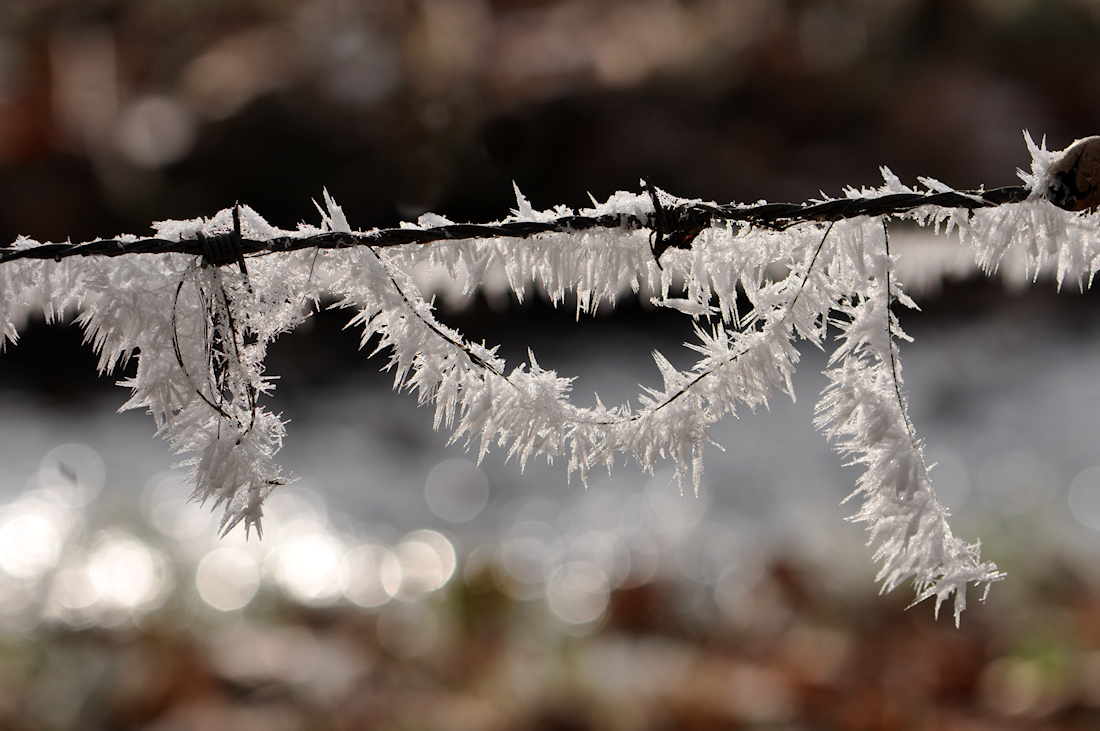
<box><xmin>2</xmin><ymin>279</ymin><xmax>1100</xmax><ymax>728</ymax></box>
<box><xmin>2</xmin><ymin>273</ymin><xmax>1100</xmax><ymax>621</ymax></box>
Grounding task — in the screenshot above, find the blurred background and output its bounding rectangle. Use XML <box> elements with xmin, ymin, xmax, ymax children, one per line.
<box><xmin>4</xmin><ymin>0</ymin><xmax>1100</xmax><ymax>728</ymax></box>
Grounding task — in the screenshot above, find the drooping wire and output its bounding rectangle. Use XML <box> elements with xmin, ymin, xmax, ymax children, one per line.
<box><xmin>881</xmin><ymin>218</ymin><xmax>918</xmax><ymax>444</ymax></box>
<box><xmin>170</xmin><ymin>207</ymin><xmax>259</xmax><ymax>440</ymax></box>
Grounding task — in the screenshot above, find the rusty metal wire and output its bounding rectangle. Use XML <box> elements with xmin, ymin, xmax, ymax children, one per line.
<box><xmin>0</xmin><ymin>185</ymin><xmax>1031</xmax><ymax>266</ymax></box>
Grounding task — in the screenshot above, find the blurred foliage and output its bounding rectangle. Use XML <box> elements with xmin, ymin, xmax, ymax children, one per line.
<box><xmin>1</xmin><ymin>548</ymin><xmax>1100</xmax><ymax>729</ymax></box>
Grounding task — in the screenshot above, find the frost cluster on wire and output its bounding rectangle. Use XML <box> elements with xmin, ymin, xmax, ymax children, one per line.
<box><xmin>2</xmin><ymin>131</ymin><xmax>1097</xmax><ymax>623</ymax></box>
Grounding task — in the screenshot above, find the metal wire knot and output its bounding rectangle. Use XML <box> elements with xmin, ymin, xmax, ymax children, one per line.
<box><xmin>197</xmin><ymin>204</ymin><xmax>248</xmax><ymax>275</ymax></box>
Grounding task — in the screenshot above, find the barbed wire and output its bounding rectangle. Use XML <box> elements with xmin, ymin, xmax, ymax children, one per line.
<box><xmin>0</xmin><ymin>185</ymin><xmax>1032</xmax><ymax>266</ymax></box>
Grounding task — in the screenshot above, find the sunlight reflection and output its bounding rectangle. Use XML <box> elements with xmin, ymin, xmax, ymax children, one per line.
<box><xmin>495</xmin><ymin>535</ymin><xmax>558</xmax><ymax>600</ymax></box>
<box><xmin>143</xmin><ymin>472</ymin><xmax>214</xmax><ymax>539</ymax></box>
<box><xmin>263</xmin><ymin>486</ymin><xmax>328</xmax><ymax>535</ymax></box>
<box><xmin>341</xmin><ymin>544</ymin><xmax>400</xmax><ymax>608</ymax></box>
<box><xmin>46</xmin><ymin>558</ymin><xmax>102</xmax><ymax>628</ymax></box>
<box><xmin>567</xmin><ymin>530</ymin><xmax>631</xmax><ymax>588</ymax></box>
<box><xmin>0</xmin><ymin>512</ymin><xmax>62</xmax><ymax>579</ymax></box>
<box><xmin>0</xmin><ymin>572</ymin><xmax>39</xmax><ymax>632</ymax></box>
<box><xmin>1070</xmin><ymin>466</ymin><xmax>1100</xmax><ymax>531</ymax></box>
<box><xmin>645</xmin><ymin>469</ymin><xmax>708</xmax><ymax>535</ymax></box>
<box><xmin>390</xmin><ymin>530</ymin><xmax>455</xmax><ymax>600</ymax></box>
<box><xmin>547</xmin><ymin>561</ymin><xmax>609</xmax><ymax>630</ymax></box>
<box><xmin>270</xmin><ymin>522</ymin><xmax>346</xmax><ymax>605</ymax></box>
<box><xmin>196</xmin><ymin>547</ymin><xmax>260</xmax><ymax>611</ymax></box>
<box><xmin>0</xmin><ymin>490</ymin><xmax>79</xmax><ymax>581</ymax></box>
<box><xmin>404</xmin><ymin>530</ymin><xmax>455</xmax><ymax>583</ymax></box>
<box><xmin>36</xmin><ymin>443</ymin><xmax>105</xmax><ymax>506</ymax></box>
<box><xmin>87</xmin><ymin>534</ymin><xmax>173</xmax><ymax>611</ymax></box>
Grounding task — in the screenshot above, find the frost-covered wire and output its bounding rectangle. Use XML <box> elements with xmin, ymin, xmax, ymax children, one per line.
<box><xmin>0</xmin><ymin>184</ymin><xmax>1030</xmax><ymax>266</ymax></box>
<box><xmin>3</xmin><ymin>131</ymin><xmax>1099</xmax><ymax>621</ymax></box>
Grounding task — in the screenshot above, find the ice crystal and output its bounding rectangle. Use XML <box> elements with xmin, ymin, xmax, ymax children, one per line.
<box><xmin>6</xmin><ymin>132</ymin><xmax>1096</xmax><ymax>619</ymax></box>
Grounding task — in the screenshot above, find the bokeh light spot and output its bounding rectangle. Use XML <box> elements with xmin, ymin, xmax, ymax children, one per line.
<box><xmin>88</xmin><ymin>535</ymin><xmax>173</xmax><ymax>610</ymax></box>
<box><xmin>115</xmin><ymin>95</ymin><xmax>197</xmax><ymax>168</ymax></box>
<box><xmin>143</xmin><ymin>472</ymin><xmax>217</xmax><ymax>543</ymax></box>
<box><xmin>38</xmin><ymin>444</ymin><xmax>105</xmax><ymax>506</ymax></box>
<box><xmin>390</xmin><ymin>530</ymin><xmax>455</xmax><ymax>599</ymax></box>
<box><xmin>49</xmin><ymin>561</ymin><xmax>99</xmax><ymax>610</ymax></box>
<box><xmin>342</xmin><ymin>545</ymin><xmax>400</xmax><ymax>608</ymax></box>
<box><xmin>547</xmin><ymin>561</ymin><xmax>609</xmax><ymax>627</ymax></box>
<box><xmin>424</xmin><ymin>459</ymin><xmax>489</xmax><ymax>522</ymax></box>
<box><xmin>1070</xmin><ymin>467</ymin><xmax>1100</xmax><ymax>531</ymax></box>
<box><xmin>196</xmin><ymin>548</ymin><xmax>260</xmax><ymax>611</ymax></box>
<box><xmin>496</xmin><ymin>536</ymin><xmax>558</xmax><ymax>600</ymax></box>
<box><xmin>271</xmin><ymin>523</ymin><xmax>346</xmax><ymax>605</ymax></box>
<box><xmin>0</xmin><ymin>513</ymin><xmax>62</xmax><ymax>579</ymax></box>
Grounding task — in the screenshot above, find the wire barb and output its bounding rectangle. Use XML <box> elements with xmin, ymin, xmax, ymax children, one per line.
<box><xmin>645</xmin><ymin>181</ymin><xmax>709</xmax><ymax>264</ymax></box>
<box><xmin>197</xmin><ymin>204</ymin><xmax>249</xmax><ymax>276</ymax></box>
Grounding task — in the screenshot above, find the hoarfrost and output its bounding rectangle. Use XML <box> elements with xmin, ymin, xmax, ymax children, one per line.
<box><xmin>6</xmin><ymin>131</ymin><xmax>1097</xmax><ymax>620</ymax></box>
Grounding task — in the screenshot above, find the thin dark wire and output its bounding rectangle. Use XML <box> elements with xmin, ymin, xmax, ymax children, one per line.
<box><xmin>172</xmin><ymin>272</ymin><xmax>234</xmax><ymax>423</ymax></box>
<box><xmin>786</xmin><ymin>220</ymin><xmax>835</xmax><ymax>319</ymax></box>
<box><xmin>209</xmin><ymin>266</ymin><xmax>259</xmax><ymax>438</ymax></box>
<box><xmin>881</xmin><ymin>218</ymin><xmax>918</xmax><ymax>444</ymax></box>
<box><xmin>646</xmin><ymin>218</ymin><xmax>838</xmax><ymax>417</ymax></box>
<box><xmin>0</xmin><ymin>186</ymin><xmax>1031</xmax><ymax>265</ymax></box>
<box><xmin>170</xmin><ymin>265</ymin><xmax>258</xmax><ymax>435</ymax></box>
<box><xmin>363</xmin><ymin>245</ymin><xmax>506</xmax><ymax>379</ymax></box>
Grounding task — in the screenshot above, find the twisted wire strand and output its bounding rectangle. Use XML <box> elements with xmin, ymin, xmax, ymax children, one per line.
<box><xmin>0</xmin><ymin>186</ymin><xmax>1031</xmax><ymax>265</ymax></box>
